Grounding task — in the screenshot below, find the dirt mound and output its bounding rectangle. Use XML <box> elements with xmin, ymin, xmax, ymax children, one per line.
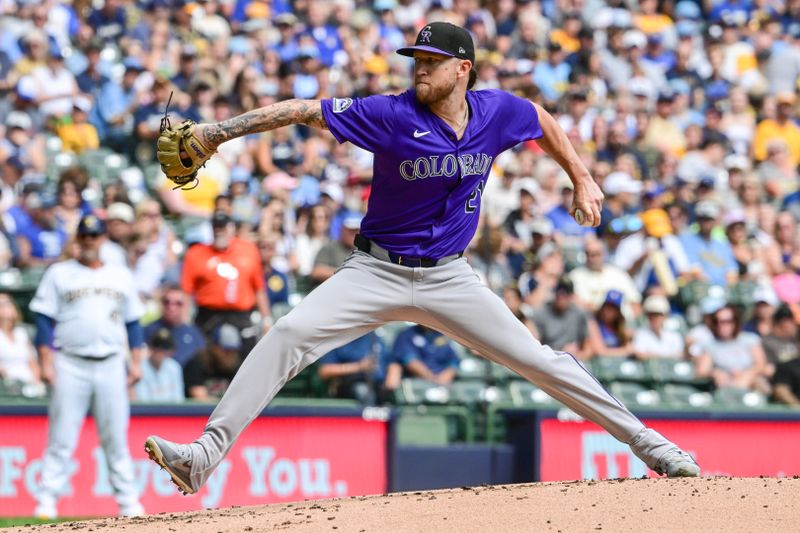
<box><xmin>11</xmin><ymin>477</ymin><xmax>799</xmax><ymax>532</ymax></box>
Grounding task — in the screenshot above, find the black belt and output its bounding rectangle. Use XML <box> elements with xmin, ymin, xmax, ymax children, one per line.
<box><xmin>63</xmin><ymin>352</ymin><xmax>116</xmax><ymax>361</ymax></box>
<box><xmin>354</xmin><ymin>234</ymin><xmax>463</xmax><ymax>268</ymax></box>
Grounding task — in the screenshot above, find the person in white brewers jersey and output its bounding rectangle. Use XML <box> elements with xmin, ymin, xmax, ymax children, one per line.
<box><xmin>30</xmin><ymin>214</ymin><xmax>146</xmax><ymax>519</ymax></box>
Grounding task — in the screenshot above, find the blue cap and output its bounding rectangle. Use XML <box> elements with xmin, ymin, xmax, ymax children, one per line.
<box><xmin>229</xmin><ymin>166</ymin><xmax>251</xmax><ymax>184</ymax></box>
<box><xmin>342</xmin><ymin>212</ymin><xmax>364</xmax><ymax>230</ymax></box>
<box><xmin>123</xmin><ymin>57</ymin><xmax>145</xmax><ymax>71</ymax></box>
<box><xmin>705</xmin><ymin>80</ymin><xmax>729</xmax><ymax>101</ymax></box>
<box><xmin>212</xmin><ymin>323</ymin><xmax>242</xmax><ymax>351</ymax></box>
<box><xmin>603</xmin><ymin>290</ymin><xmax>624</xmax><ymax>308</ymax></box>
<box><xmin>676</xmin><ymin>20</ymin><xmax>698</xmax><ymax>37</ymax></box>
<box><xmin>77</xmin><ymin>214</ymin><xmax>106</xmax><ymax>236</ymax></box>
<box><xmin>669</xmin><ymin>78</ymin><xmax>692</xmax><ymax>95</ymax></box>
<box><xmin>675</xmin><ymin>1</ymin><xmax>702</xmax><ymax>20</ymax></box>
<box><xmin>700</xmin><ymin>296</ymin><xmax>726</xmax><ymax>315</ymax></box>
<box><xmin>644</xmin><ymin>184</ymin><xmax>666</xmax><ymax>199</ymax></box>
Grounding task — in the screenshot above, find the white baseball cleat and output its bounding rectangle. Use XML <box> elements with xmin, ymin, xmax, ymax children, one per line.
<box><xmin>119</xmin><ymin>502</ymin><xmax>145</xmax><ymax>517</ymax></box>
<box><xmin>33</xmin><ymin>500</ymin><xmax>57</xmax><ymax>520</ymax></box>
<box><xmin>145</xmin><ymin>436</ymin><xmax>199</xmax><ymax>495</ymax></box>
<box><xmin>654</xmin><ymin>447</ymin><xmax>701</xmax><ymax>477</ymax></box>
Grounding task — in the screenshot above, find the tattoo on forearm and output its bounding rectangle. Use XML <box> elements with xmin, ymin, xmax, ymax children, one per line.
<box><xmin>202</xmin><ymin>99</ymin><xmax>327</xmax><ymax>147</ymax></box>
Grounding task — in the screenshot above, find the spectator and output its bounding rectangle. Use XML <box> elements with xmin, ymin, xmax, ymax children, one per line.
<box><xmin>633</xmin><ymin>294</ymin><xmax>685</xmax><ymax>360</ymax></box>
<box><xmin>587</xmin><ymin>290</ymin><xmax>634</xmax><ymax>358</ymax></box>
<box><xmin>679</xmin><ymin>201</ymin><xmax>738</xmax><ymax>287</ymax></box>
<box><xmin>55</xmin><ymin>97</ymin><xmax>99</xmax><ymax>154</ymax></box>
<box><xmin>294</xmin><ymin>204</ymin><xmax>331</xmax><ymax>279</ymax></box>
<box><xmin>387</xmin><ymin>325</ymin><xmax>459</xmax><ymax>387</ymax></box>
<box><xmin>532</xmin><ymin>276</ymin><xmax>590</xmax><ymax>359</ymax></box>
<box><xmin>773</xmin><ymin>356</ymin><xmax>800</xmax><ymax>407</ymax></box>
<box><xmin>143</xmin><ymin>286</ymin><xmax>206</xmax><ymax>368</ymax></box>
<box><xmin>0</xmin><ymin>293</ymin><xmax>40</xmax><ymax>388</ymax></box>
<box><xmin>29</xmin><ymin>48</ymin><xmax>78</xmax><ymax>121</ymax></box>
<box><xmin>181</xmin><ymin>211</ymin><xmax>269</xmax><ymax>346</ymax></box>
<box><xmin>100</xmin><ymin>202</ymin><xmax>134</xmax><ymax>267</ymax></box>
<box><xmin>570</xmin><ymin>236</ymin><xmax>641</xmax><ymax>317</ymax></box>
<box><xmin>184</xmin><ymin>323</ymin><xmax>243</xmax><ymax>400</ymax></box>
<box><xmin>15</xmin><ymin>191</ymin><xmax>67</xmax><ymax>269</ymax></box>
<box><xmin>743</xmin><ymin>286</ymin><xmax>780</xmax><ymax>337</ymax></box>
<box><xmin>318</xmin><ymin>331</ymin><xmax>387</xmax><ymax>404</ymax></box>
<box><xmin>53</xmin><ymin>168</ymin><xmax>90</xmax><ymax>236</ymax></box>
<box><xmin>753</xmin><ymin>92</ymin><xmax>800</xmax><ymax>168</ymax></box>
<box><xmin>764</xmin><ymin>211</ymin><xmax>800</xmax><ymax>277</ymax></box>
<box><xmin>695</xmin><ymin>305</ymin><xmax>770</xmax><ymax>393</ymax></box>
<box><xmin>763</xmin><ymin>305</ymin><xmax>800</xmax><ymax>372</ymax></box>
<box><xmin>724</xmin><ymin>209</ymin><xmax>767</xmax><ymax>283</ymax></box>
<box><xmin>134</xmin><ymin>328</ymin><xmax>185</xmax><ymax>403</ymax></box>
<box><xmin>94</xmin><ymin>58</ymin><xmax>143</xmax><ymax>155</ymax></box>
<box><xmin>257</xmin><ymin>234</ymin><xmax>290</xmax><ymax>308</ymax></box>
<box><xmin>309</xmin><ymin>212</ymin><xmax>361</xmax><ymax>287</ymax></box>
<box><xmin>503</xmin><ymin>285</ymin><xmax>537</xmax><ymax>337</ymax></box>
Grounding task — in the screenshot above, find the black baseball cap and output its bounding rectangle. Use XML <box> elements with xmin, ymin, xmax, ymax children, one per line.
<box><xmin>211</xmin><ymin>210</ymin><xmax>232</xmax><ymax>228</ymax></box>
<box><xmin>397</xmin><ymin>22</ymin><xmax>475</xmax><ymax>64</ymax></box>
<box><xmin>77</xmin><ymin>214</ymin><xmax>106</xmax><ymax>236</ymax></box>
<box><xmin>149</xmin><ymin>327</ymin><xmax>175</xmax><ymax>351</ymax></box>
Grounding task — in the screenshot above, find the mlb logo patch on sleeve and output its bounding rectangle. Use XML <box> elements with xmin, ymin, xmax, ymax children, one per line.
<box><xmin>333</xmin><ymin>98</ymin><xmax>353</xmax><ymax>113</ymax></box>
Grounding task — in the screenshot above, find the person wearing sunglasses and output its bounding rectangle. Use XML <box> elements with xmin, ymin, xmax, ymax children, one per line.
<box><xmin>143</xmin><ymin>285</ymin><xmax>206</xmax><ymax>368</ymax></box>
<box><xmin>694</xmin><ymin>305</ymin><xmax>770</xmax><ymax>394</ymax></box>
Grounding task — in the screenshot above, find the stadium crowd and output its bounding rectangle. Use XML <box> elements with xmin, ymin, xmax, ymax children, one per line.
<box><xmin>1</xmin><ymin>0</ymin><xmax>800</xmax><ymax>409</ymax></box>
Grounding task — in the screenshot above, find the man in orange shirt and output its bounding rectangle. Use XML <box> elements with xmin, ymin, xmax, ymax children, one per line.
<box><xmin>181</xmin><ymin>211</ymin><xmax>270</xmax><ymax>354</ymax></box>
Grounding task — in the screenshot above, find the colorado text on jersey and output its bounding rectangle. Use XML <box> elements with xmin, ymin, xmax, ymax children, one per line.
<box><xmin>398</xmin><ymin>153</ymin><xmax>493</xmax><ymax>181</ymax></box>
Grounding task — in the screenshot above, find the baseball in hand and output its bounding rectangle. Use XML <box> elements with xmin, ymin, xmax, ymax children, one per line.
<box><xmin>574</xmin><ymin>208</ymin><xmax>588</xmax><ymax>226</ymax></box>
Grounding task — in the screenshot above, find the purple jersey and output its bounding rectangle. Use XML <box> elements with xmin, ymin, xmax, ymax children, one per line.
<box><xmin>321</xmin><ymin>89</ymin><xmax>543</xmax><ymax>258</ymax></box>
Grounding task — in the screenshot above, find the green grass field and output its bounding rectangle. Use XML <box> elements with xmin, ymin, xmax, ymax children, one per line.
<box><xmin>0</xmin><ymin>517</ymin><xmax>77</xmax><ymax>528</ymax></box>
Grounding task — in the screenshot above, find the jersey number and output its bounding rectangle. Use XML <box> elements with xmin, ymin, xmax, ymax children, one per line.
<box><xmin>465</xmin><ymin>180</ymin><xmax>485</xmax><ymax>214</ymax></box>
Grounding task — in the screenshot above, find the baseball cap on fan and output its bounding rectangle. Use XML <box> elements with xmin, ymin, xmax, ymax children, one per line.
<box><xmin>397</xmin><ymin>22</ymin><xmax>475</xmax><ymax>64</ymax></box>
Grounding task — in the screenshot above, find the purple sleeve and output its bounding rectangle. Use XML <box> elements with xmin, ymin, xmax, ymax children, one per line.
<box><xmin>321</xmin><ymin>95</ymin><xmax>394</xmax><ymax>152</ymax></box>
<box><xmin>495</xmin><ymin>91</ymin><xmax>543</xmax><ymax>151</ymax></box>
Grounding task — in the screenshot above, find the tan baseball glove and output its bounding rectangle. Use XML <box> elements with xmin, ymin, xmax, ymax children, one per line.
<box><xmin>157</xmin><ymin>112</ymin><xmax>216</xmax><ymax>190</ymax></box>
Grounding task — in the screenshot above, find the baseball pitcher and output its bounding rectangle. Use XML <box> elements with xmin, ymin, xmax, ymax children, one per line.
<box><xmin>147</xmin><ymin>22</ymin><xmax>700</xmax><ymax>495</ymax></box>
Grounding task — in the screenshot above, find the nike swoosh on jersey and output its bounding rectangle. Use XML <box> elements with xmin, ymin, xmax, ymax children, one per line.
<box><xmin>413</xmin><ymin>130</ymin><xmax>431</xmax><ymax>138</ymax></box>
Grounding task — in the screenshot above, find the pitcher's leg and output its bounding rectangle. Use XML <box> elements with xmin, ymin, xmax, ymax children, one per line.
<box><xmin>416</xmin><ymin>263</ymin><xmax>675</xmax><ymax>468</ymax></box>
<box><xmin>193</xmin><ymin>254</ymin><xmax>410</xmax><ymax>485</ymax></box>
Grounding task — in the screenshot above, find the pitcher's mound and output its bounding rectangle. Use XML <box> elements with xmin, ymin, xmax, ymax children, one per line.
<box><xmin>12</xmin><ymin>477</ymin><xmax>799</xmax><ymax>532</ymax></box>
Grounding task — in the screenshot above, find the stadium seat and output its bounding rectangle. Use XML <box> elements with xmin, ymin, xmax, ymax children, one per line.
<box><xmin>507</xmin><ymin>381</ymin><xmax>559</xmax><ymax>407</ymax></box>
<box><xmin>591</xmin><ymin>356</ymin><xmax>647</xmax><ymax>382</ymax></box>
<box><xmin>713</xmin><ymin>387</ymin><xmax>768</xmax><ymax>408</ymax></box>
<box><xmin>396</xmin><ymin>378</ymin><xmax>450</xmax><ymax>405</ymax></box>
<box><xmin>396</xmin><ymin>414</ymin><xmax>450</xmax><ymax>445</ymax></box>
<box><xmin>378</xmin><ymin>321</ymin><xmax>413</xmax><ymax>348</ymax></box>
<box><xmin>489</xmin><ymin>361</ymin><xmax>521</xmax><ymax>382</ymax></box>
<box><xmin>645</xmin><ymin>359</ymin><xmax>698</xmax><ymax>384</ymax></box>
<box><xmin>448</xmin><ymin>381</ymin><xmax>509</xmax><ymax>405</ymax></box>
<box><xmin>678</xmin><ymin>280</ymin><xmax>712</xmax><ymax>309</ymax></box>
<box><xmin>726</xmin><ymin>281</ymin><xmax>759</xmax><ymax>309</ymax></box>
<box><xmin>659</xmin><ymin>383</ymin><xmax>713</xmax><ymax>408</ymax></box>
<box><xmin>607</xmin><ymin>381</ymin><xmax>661</xmax><ymax>407</ymax></box>
<box><xmin>457</xmin><ymin>356</ymin><xmax>490</xmax><ymax>380</ymax></box>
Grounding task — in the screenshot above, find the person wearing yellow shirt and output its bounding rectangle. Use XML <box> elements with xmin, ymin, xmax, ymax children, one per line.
<box><xmin>643</xmin><ymin>92</ymin><xmax>687</xmax><ymax>157</ymax></box>
<box><xmin>549</xmin><ymin>12</ymin><xmax>582</xmax><ymax>54</ymax></box>
<box><xmin>634</xmin><ymin>0</ymin><xmax>674</xmax><ymax>36</ymax></box>
<box><xmin>753</xmin><ymin>92</ymin><xmax>800</xmax><ymax>168</ymax></box>
<box><xmin>56</xmin><ymin>98</ymin><xmax>99</xmax><ymax>154</ymax></box>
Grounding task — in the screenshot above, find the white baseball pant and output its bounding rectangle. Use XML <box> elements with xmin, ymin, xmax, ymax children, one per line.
<box><xmin>191</xmin><ymin>251</ymin><xmax>675</xmax><ymax>485</ymax></box>
<box><xmin>37</xmin><ymin>352</ymin><xmax>140</xmax><ymax>511</ymax></box>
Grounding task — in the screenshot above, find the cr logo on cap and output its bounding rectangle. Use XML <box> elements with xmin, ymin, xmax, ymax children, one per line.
<box><xmin>420</xmin><ymin>26</ymin><xmax>432</xmax><ymax>43</ymax></box>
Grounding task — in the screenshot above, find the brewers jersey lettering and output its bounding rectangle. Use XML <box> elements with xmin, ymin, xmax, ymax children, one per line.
<box><xmin>30</xmin><ymin>259</ymin><xmax>144</xmax><ymax>356</ymax></box>
<box><xmin>321</xmin><ymin>89</ymin><xmax>543</xmax><ymax>259</ymax></box>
